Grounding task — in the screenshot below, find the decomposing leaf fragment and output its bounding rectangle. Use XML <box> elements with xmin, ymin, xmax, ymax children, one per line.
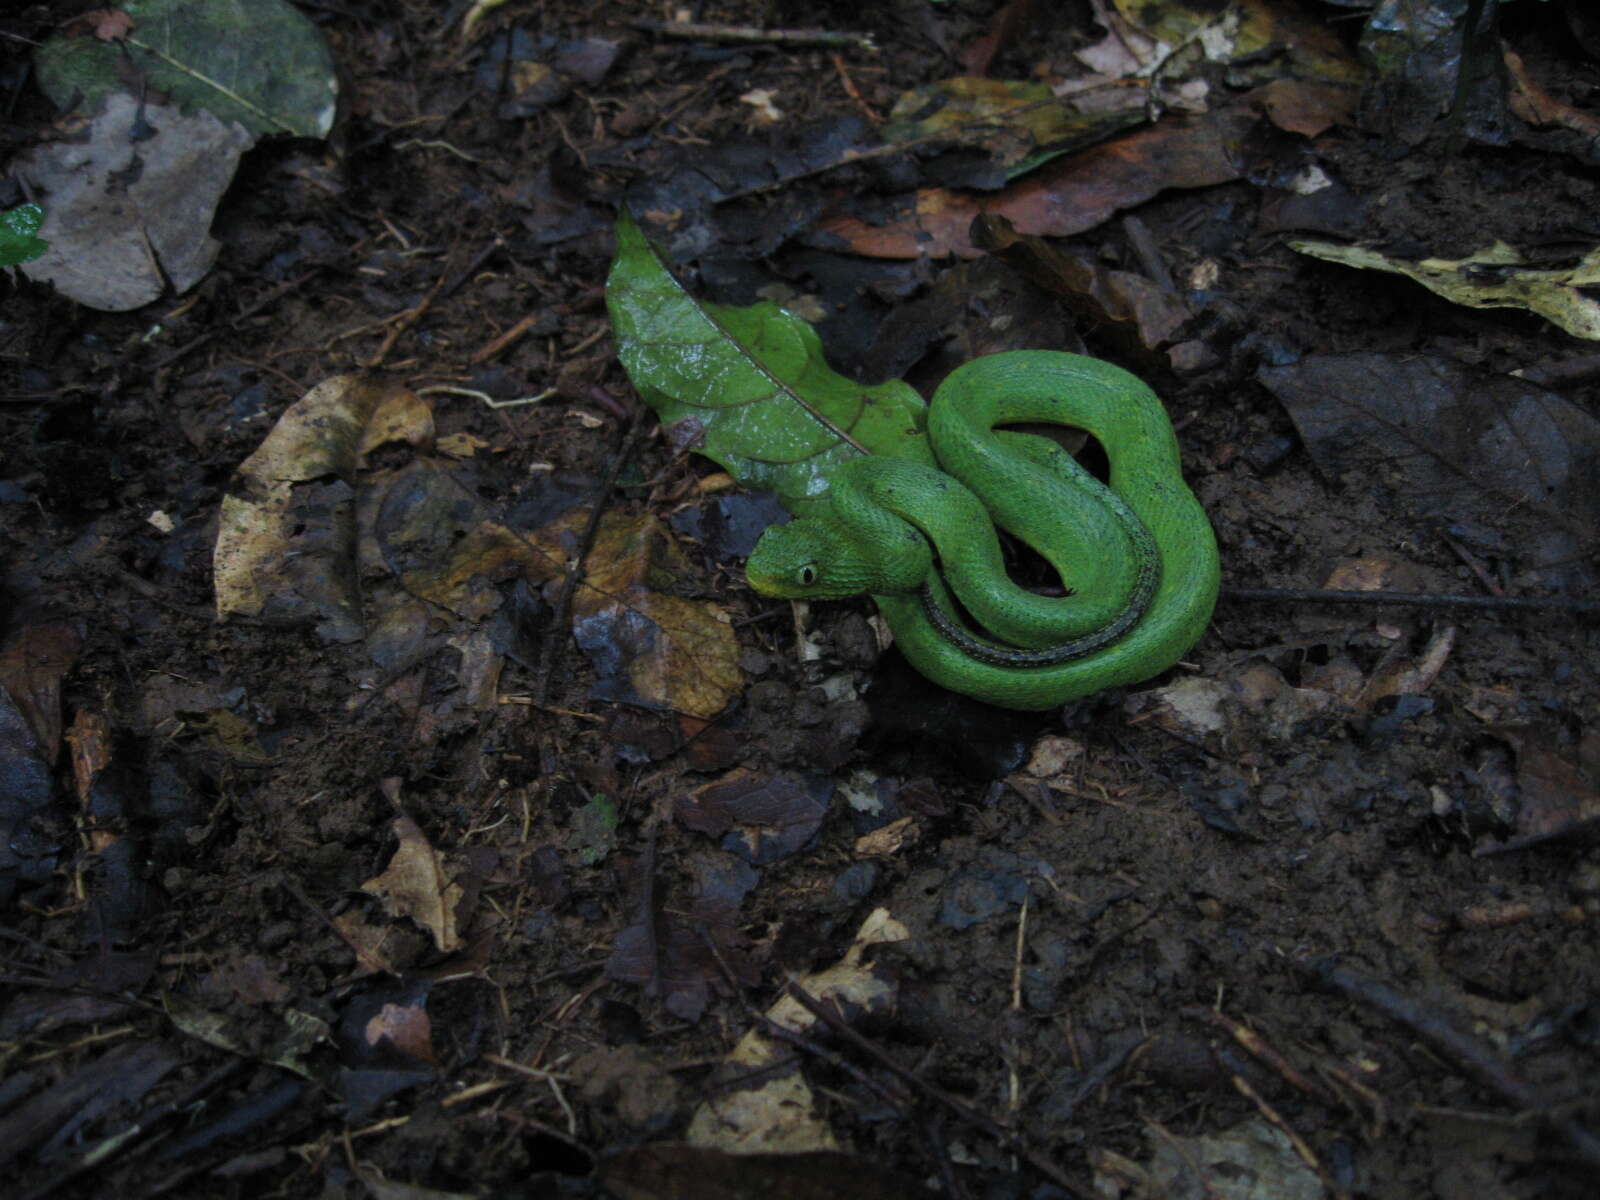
<box><xmin>1480</xmin><ymin>726</ymin><xmax>1600</xmax><ymax>852</ymax></box>
<box><xmin>16</xmin><ymin>96</ymin><xmax>253</xmax><ymax>310</ymax></box>
<box><xmin>604</xmin><ymin>852</ymin><xmax>759</xmax><ymax>1023</ymax></box>
<box><xmin>214</xmin><ymin>376</ymin><xmax>434</xmax><ymax>638</ymax></box>
<box><xmin>572</xmin><ymin>512</ymin><xmax>744</xmax><ymax>719</ymax></box>
<box><xmin>882</xmin><ymin>76</ymin><xmax>1147</xmax><ymax>180</ymax></box>
<box><xmin>683</xmin><ymin>907</ymin><xmax>908</xmax><ymax>1153</ymax></box>
<box><xmin>674</xmin><ymin>770</ymin><xmax>831</xmax><ymax>864</ymax></box>
<box><xmin>361</xmin><ymin>817</ymin><xmax>465</xmax><ymax>953</ymax></box>
<box><xmin>973</xmin><ymin>214</ymin><xmax>1191</xmax><ymax>368</ymax></box>
<box><xmin>0</xmin><ymin>621</ymin><xmax>81</xmax><ymax>761</ymax></box>
<box><xmin>1292</xmin><ymin>239</ymin><xmax>1600</xmax><ymax>341</ymax></box>
<box><xmin>818</xmin><ymin>100</ymin><xmax>1257</xmax><ymax>259</ymax></box>
<box><xmin>1257</xmin><ymin>352</ymin><xmax>1600</xmax><ymax>548</ymax></box>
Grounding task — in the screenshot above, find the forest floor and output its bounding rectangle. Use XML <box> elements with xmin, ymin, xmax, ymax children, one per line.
<box><xmin>2</xmin><ymin>2</ymin><xmax>1599</xmax><ymax>1198</ymax></box>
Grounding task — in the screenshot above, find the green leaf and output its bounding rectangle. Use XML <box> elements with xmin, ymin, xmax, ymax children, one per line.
<box><xmin>605</xmin><ymin>211</ymin><xmax>932</xmax><ymax>516</ymax></box>
<box><xmin>0</xmin><ymin>203</ymin><xmax>48</xmax><ymax>267</ymax></box>
<box><xmin>35</xmin><ymin>0</ymin><xmax>337</xmax><ymax>138</ymax></box>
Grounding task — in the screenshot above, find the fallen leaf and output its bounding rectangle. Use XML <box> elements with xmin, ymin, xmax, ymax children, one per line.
<box><xmin>361</xmin><ymin>817</ymin><xmax>465</xmax><ymax>953</ymax></box>
<box><xmin>331</xmin><ymin>910</ymin><xmax>410</xmax><ymax>977</ymax></box>
<box><xmin>1505</xmin><ymin>46</ymin><xmax>1600</xmax><ymax>140</ymax></box>
<box><xmin>882</xmin><ymin>75</ymin><xmax>1146</xmax><ymax>180</ymax></box>
<box><xmin>1480</xmin><ymin>726</ymin><xmax>1600</xmax><ymax>852</ymax></box>
<box><xmin>1257</xmin><ymin>352</ymin><xmax>1600</xmax><ymax>549</ymax></box>
<box><xmin>818</xmin><ymin>100</ymin><xmax>1257</xmax><ymax>258</ymax></box>
<box><xmin>0</xmin><ymin>621</ymin><xmax>81</xmax><ymax>760</ymax></box>
<box><xmin>572</xmin><ymin>511</ymin><xmax>744</xmax><ymax>719</ymax></box>
<box><xmin>1292</xmin><ymin>239</ymin><xmax>1600</xmax><ymax>341</ymax></box>
<box><xmin>214</xmin><ymin>375</ymin><xmax>434</xmax><ymax>639</ymax></box>
<box><xmin>973</xmin><ymin>213</ymin><xmax>1191</xmax><ymax>368</ymax></box>
<box><xmin>17</xmin><ymin>96</ymin><xmax>254</xmax><ymax>310</ymax></box>
<box><xmin>674</xmin><ymin>770</ymin><xmax>831</xmax><ymax>864</ymax></box>
<box><xmin>203</xmin><ymin>954</ymin><xmax>293</xmax><ymax>1006</ymax></box>
<box><xmin>683</xmin><ymin>908</ymin><xmax>908</xmax><ymax>1153</ymax></box>
<box><xmin>1146</xmin><ymin>1117</ymin><xmax>1323</xmax><ymax>1200</ymax></box>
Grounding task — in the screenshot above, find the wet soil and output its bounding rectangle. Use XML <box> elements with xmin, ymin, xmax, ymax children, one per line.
<box><xmin>2</xmin><ymin>2</ymin><xmax>1598</xmax><ymax>1198</ymax></box>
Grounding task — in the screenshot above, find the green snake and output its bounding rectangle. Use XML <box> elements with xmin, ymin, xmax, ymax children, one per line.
<box><xmin>743</xmin><ymin>351</ymin><xmax>1220</xmax><ymax>711</ymax></box>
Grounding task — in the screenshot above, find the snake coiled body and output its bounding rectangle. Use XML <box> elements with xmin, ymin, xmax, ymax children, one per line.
<box><xmin>745</xmin><ymin>351</ymin><xmax>1220</xmax><ymax>711</ymax></box>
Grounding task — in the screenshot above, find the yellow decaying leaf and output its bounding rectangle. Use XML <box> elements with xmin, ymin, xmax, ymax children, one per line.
<box><xmin>574</xmin><ymin>512</ymin><xmax>744</xmax><ymax>720</ymax></box>
<box><xmin>1292</xmin><ymin>240</ymin><xmax>1600</xmax><ymax>341</ymax></box>
<box><xmin>361</xmin><ymin>816</ymin><xmax>464</xmax><ymax>953</ymax></box>
<box><xmin>215</xmin><ymin>376</ymin><xmax>434</xmax><ymax>619</ymax></box>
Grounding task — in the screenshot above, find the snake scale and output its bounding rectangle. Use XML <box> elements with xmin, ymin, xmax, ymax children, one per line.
<box><xmin>744</xmin><ymin>351</ymin><xmax>1220</xmax><ymax>710</ymax></box>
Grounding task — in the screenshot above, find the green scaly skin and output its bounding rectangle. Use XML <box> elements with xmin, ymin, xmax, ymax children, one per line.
<box><xmin>745</xmin><ymin>351</ymin><xmax>1220</xmax><ymax>711</ymax></box>
<box><xmin>746</xmin><ymin>436</ymin><xmax>1152</xmax><ymax>646</ymax></box>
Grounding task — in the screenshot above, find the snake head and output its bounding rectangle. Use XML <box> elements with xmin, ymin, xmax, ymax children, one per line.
<box><xmin>746</xmin><ymin>519</ymin><xmax>868</xmax><ymax>599</ymax></box>
<box><xmin>746</xmin><ymin>521</ymin><xmax>837</xmax><ymax>598</ymax></box>
<box><xmin>746</xmin><ymin>513</ymin><xmax>931</xmax><ymax>599</ymax></box>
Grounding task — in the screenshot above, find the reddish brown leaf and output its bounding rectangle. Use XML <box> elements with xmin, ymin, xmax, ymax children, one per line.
<box><xmin>818</xmin><ymin>103</ymin><xmax>1256</xmax><ymax>259</ymax></box>
<box><xmin>674</xmin><ymin>770</ymin><xmax>830</xmax><ymax>864</ymax></box>
<box><xmin>1488</xmin><ymin>726</ymin><xmax>1600</xmax><ymax>849</ymax></box>
<box><xmin>0</xmin><ymin>620</ymin><xmax>82</xmax><ymax>761</ymax></box>
<box><xmin>364</xmin><ymin>1001</ymin><xmax>438</xmax><ymax>1067</ymax></box>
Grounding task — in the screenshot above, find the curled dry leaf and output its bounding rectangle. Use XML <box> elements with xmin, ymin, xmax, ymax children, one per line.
<box><xmin>360</xmin><ymin>817</ymin><xmax>465</xmax><ymax>954</ymax></box>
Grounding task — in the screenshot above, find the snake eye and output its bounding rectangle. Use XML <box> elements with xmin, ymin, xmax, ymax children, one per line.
<box><xmin>798</xmin><ymin>564</ymin><xmax>818</xmax><ymax>587</ymax></box>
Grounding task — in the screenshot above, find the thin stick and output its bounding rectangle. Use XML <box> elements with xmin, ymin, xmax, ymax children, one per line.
<box><xmin>693</xmin><ymin>929</ymin><xmax>964</xmax><ymax>1199</ymax></box>
<box><xmin>785</xmin><ymin>982</ymin><xmax>1094</xmax><ymax>1199</ymax></box>
<box><xmin>629</xmin><ymin>20</ymin><xmax>877</xmax><ymax>52</ymax></box>
<box><xmin>1303</xmin><ymin>957</ymin><xmax>1600</xmax><ymax>1171</ymax></box>
<box><xmin>1222</xmin><ymin>586</ymin><xmax>1599</xmax><ymax>617</ymax></box>
<box><xmin>532</xmin><ymin>416</ymin><xmax>643</xmax><ymax>706</ymax></box>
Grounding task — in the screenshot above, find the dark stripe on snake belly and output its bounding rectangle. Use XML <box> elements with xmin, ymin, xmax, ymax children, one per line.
<box><xmin>918</xmin><ymin>534</ymin><xmax>1162</xmax><ymax>667</ymax></box>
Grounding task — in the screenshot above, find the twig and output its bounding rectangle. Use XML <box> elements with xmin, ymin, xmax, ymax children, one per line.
<box><xmin>1230</xmin><ymin>1073</ymin><xmax>1348</xmax><ymax>1200</ymax></box>
<box><xmin>150</xmin><ymin>266</ymin><xmax>328</xmax><ymax>372</ymax></box>
<box><xmin>1043</xmin><ymin>1034</ymin><xmax>1141</xmax><ymax>1126</ymax></box>
<box><xmin>532</xmin><ymin>415</ymin><xmax>644</xmax><ymax>706</ymax></box>
<box><xmin>785</xmin><ymin>982</ymin><xmax>1094</xmax><ymax>1199</ymax></box>
<box><xmin>829</xmin><ymin>52</ymin><xmax>883</xmax><ymax>123</ymax></box>
<box><xmin>1186</xmin><ymin>1007</ymin><xmax>1339</xmax><ymax>1105</ymax></box>
<box><xmin>694</xmin><ymin>931</ymin><xmax>964</xmax><ymax>1200</ymax></box>
<box><xmin>364</xmin><ymin>267</ymin><xmax>446</xmax><ymax>368</ymax></box>
<box><xmin>1222</xmin><ymin>586</ymin><xmax>1599</xmax><ymax>617</ymax></box>
<box><xmin>629</xmin><ymin>20</ymin><xmax>877</xmax><ymax>52</ymax></box>
<box><xmin>442</xmin><ymin>235</ymin><xmax>504</xmax><ymax>298</ymax></box>
<box><xmin>1303</xmin><ymin>957</ymin><xmax>1600</xmax><ymax>1171</ymax></box>
<box><xmin>18</xmin><ymin>1061</ymin><xmax>249</xmax><ymax>1200</ymax></box>
<box><xmin>471</xmin><ymin>312</ymin><xmax>546</xmax><ymax>364</ymax></box>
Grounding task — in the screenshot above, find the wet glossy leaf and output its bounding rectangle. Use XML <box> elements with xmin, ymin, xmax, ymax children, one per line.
<box><xmin>0</xmin><ymin>203</ymin><xmax>47</xmax><ymax>267</ymax></box>
<box><xmin>606</xmin><ymin>211</ymin><xmax>931</xmax><ymax>516</ymax></box>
